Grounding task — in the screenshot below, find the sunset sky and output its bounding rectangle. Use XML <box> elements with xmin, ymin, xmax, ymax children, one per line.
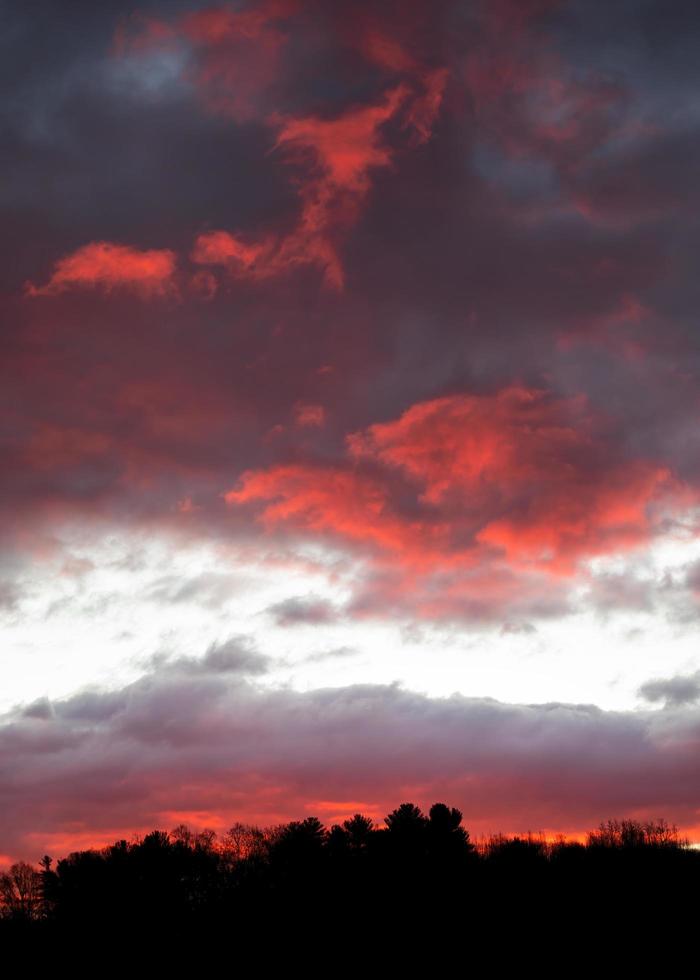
<box><xmin>2</xmin><ymin>0</ymin><xmax>700</xmax><ymax>864</ymax></box>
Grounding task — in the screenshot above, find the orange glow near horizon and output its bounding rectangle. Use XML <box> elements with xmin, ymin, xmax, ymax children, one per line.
<box><xmin>4</xmin><ymin>810</ymin><xmax>698</xmax><ymax>870</ymax></box>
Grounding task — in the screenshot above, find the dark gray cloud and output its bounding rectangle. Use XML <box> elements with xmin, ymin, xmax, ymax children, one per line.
<box><xmin>303</xmin><ymin>645</ymin><xmax>357</xmax><ymax>664</ymax></box>
<box><xmin>639</xmin><ymin>670</ymin><xmax>700</xmax><ymax>708</ymax></box>
<box><xmin>587</xmin><ymin>573</ymin><xmax>655</xmax><ymax>614</ymax></box>
<box><xmin>500</xmin><ymin>622</ymin><xmax>537</xmax><ymax>636</ymax></box>
<box><xmin>147</xmin><ymin>572</ymin><xmax>241</xmax><ymax>609</ymax></box>
<box><xmin>0</xmin><ymin>579</ymin><xmax>21</xmax><ymax>611</ymax></box>
<box><xmin>148</xmin><ymin>635</ymin><xmax>271</xmax><ymax>677</ymax></box>
<box><xmin>198</xmin><ymin>637</ymin><xmax>271</xmax><ymax>675</ymax></box>
<box><xmin>21</xmin><ymin>697</ymin><xmax>54</xmax><ymax>721</ymax></box>
<box><xmin>266</xmin><ymin>595</ymin><xmax>340</xmax><ymax>627</ymax></box>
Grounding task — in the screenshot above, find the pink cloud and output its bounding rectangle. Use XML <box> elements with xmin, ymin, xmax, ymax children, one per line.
<box><xmin>27</xmin><ymin>242</ymin><xmax>177</xmax><ymax>298</ymax></box>
<box><xmin>228</xmin><ymin>386</ymin><xmax>683</xmax><ymax>574</ymax></box>
<box><xmin>294</xmin><ymin>403</ymin><xmax>326</xmax><ymax>428</ymax></box>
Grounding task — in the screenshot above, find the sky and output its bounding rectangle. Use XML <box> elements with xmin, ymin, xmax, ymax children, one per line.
<box><xmin>2</xmin><ymin>0</ymin><xmax>700</xmax><ymax>863</ymax></box>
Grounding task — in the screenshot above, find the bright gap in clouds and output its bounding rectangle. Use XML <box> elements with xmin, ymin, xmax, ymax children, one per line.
<box><xmin>3</xmin><ymin>522</ymin><xmax>700</xmax><ymax>714</ymax></box>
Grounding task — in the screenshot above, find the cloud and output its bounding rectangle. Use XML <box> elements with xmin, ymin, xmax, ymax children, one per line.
<box><xmin>198</xmin><ymin>636</ymin><xmax>272</xmax><ymax>675</ymax></box>
<box><xmin>638</xmin><ymin>671</ymin><xmax>700</xmax><ymax>708</ymax></box>
<box><xmin>227</xmin><ymin>386</ymin><xmax>683</xmax><ymax>575</ymax></box>
<box><xmin>191</xmin><ymin>230</ymin><xmax>270</xmax><ymax>272</ymax></box>
<box><xmin>4</xmin><ymin>0</ymin><xmax>700</xmax><ymax>633</ymax></box>
<box><xmin>147</xmin><ymin>573</ymin><xmax>241</xmax><ymax>610</ymax></box>
<box><xmin>179</xmin><ymin>1</ymin><xmax>296</xmax><ymax>123</ymax></box>
<box><xmin>191</xmin><ymin>82</ymin><xmax>432</xmax><ymax>290</ymax></box>
<box><xmin>26</xmin><ymin>242</ymin><xmax>177</xmax><ymax>297</ymax></box>
<box><xmin>2</xmin><ymin>657</ymin><xmax>700</xmax><ymax>860</ymax></box>
<box><xmin>21</xmin><ymin>698</ymin><xmax>54</xmax><ymax>721</ymax></box>
<box><xmin>0</xmin><ymin>580</ymin><xmax>22</xmax><ymax>612</ymax></box>
<box><xmin>150</xmin><ymin>636</ymin><xmax>272</xmax><ymax>677</ymax></box>
<box><xmin>463</xmin><ymin>0</ymin><xmax>621</xmax><ymax>181</ymax></box>
<box><xmin>217</xmin><ymin>384</ymin><xmax>697</xmax><ymax>624</ymax></box>
<box><xmin>293</xmin><ymin>403</ymin><xmax>325</xmax><ymax>428</ymax></box>
<box><xmin>266</xmin><ymin>595</ymin><xmax>339</xmax><ymax>627</ymax></box>
<box><xmin>360</xmin><ymin>28</ymin><xmax>418</xmax><ymax>74</ymax></box>
<box><xmin>267</xmin><ymin>84</ymin><xmax>411</xmax><ymax>288</ymax></box>
<box><xmin>5</xmin><ymin>0</ymin><xmax>700</xmax><ymax>861</ymax></box>
<box><xmin>587</xmin><ymin>572</ymin><xmax>655</xmax><ymax>614</ymax></box>
<box><xmin>304</xmin><ymin>645</ymin><xmax>357</xmax><ymax>664</ymax></box>
<box><xmin>403</xmin><ymin>68</ymin><xmax>450</xmax><ymax>143</ymax></box>
<box><xmin>117</xmin><ymin>3</ymin><xmax>449</xmax><ymax>293</ymax></box>
<box><xmin>501</xmin><ymin>621</ymin><xmax>537</xmax><ymax>636</ymax></box>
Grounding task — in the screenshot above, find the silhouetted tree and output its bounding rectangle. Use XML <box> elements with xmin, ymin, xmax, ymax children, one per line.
<box><xmin>343</xmin><ymin>813</ymin><xmax>375</xmax><ymax>850</ymax></box>
<box><xmin>4</xmin><ymin>802</ymin><xmax>699</xmax><ymax>938</ymax></box>
<box><xmin>0</xmin><ymin>862</ymin><xmax>43</xmax><ymax>921</ymax></box>
<box><xmin>269</xmin><ymin>816</ymin><xmax>328</xmax><ymax>883</ymax></box>
<box><xmin>326</xmin><ymin>824</ymin><xmax>351</xmax><ymax>859</ymax></box>
<box><xmin>427</xmin><ymin>803</ymin><xmax>474</xmax><ymax>872</ymax></box>
<box><xmin>383</xmin><ymin>803</ymin><xmax>430</xmax><ymax>887</ymax></box>
<box><xmin>38</xmin><ymin>855</ymin><xmax>56</xmax><ymax>919</ymax></box>
<box><xmin>587</xmin><ymin>818</ymin><xmax>687</xmax><ymax>850</ymax></box>
<box><xmin>222</xmin><ymin>822</ymin><xmax>269</xmax><ymax>865</ymax></box>
<box><xmin>275</xmin><ymin>816</ymin><xmax>327</xmax><ymax>854</ymax></box>
<box><xmin>385</xmin><ymin>803</ymin><xmax>429</xmax><ymax>839</ymax></box>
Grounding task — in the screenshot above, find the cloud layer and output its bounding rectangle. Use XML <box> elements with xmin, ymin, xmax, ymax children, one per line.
<box><xmin>3</xmin><ymin>0</ymin><xmax>700</xmax><ymax>856</ymax></box>
<box><xmin>2</xmin><ymin>652</ymin><xmax>699</xmax><ymax>860</ymax></box>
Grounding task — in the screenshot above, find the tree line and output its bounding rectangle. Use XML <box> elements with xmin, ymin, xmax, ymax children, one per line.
<box><xmin>1</xmin><ymin>804</ymin><xmax>697</xmax><ymax>935</ymax></box>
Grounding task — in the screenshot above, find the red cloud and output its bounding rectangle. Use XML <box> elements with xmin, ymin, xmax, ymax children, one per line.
<box><xmin>270</xmin><ymin>84</ymin><xmax>409</xmax><ymax>287</ymax></box>
<box><xmin>274</xmin><ymin>85</ymin><xmax>408</xmax><ymax>194</ymax></box>
<box><xmin>404</xmin><ymin>68</ymin><xmax>450</xmax><ymax>143</ymax></box>
<box><xmin>349</xmin><ymin>387</ymin><xmax>676</xmax><ymax>568</ymax></box>
<box><xmin>193</xmin><ymin>84</ymin><xmax>431</xmax><ymax>289</ymax></box>
<box><xmin>182</xmin><ymin>3</ymin><xmax>296</xmax><ymax>46</ymax></box>
<box><xmin>294</xmin><ymin>403</ymin><xmax>325</xmax><ymax>428</ymax></box>
<box><xmin>361</xmin><ymin>29</ymin><xmax>418</xmax><ymax>74</ymax></box>
<box><xmin>27</xmin><ymin>242</ymin><xmax>177</xmax><ymax>298</ymax></box>
<box><xmin>227</xmin><ymin>386</ymin><xmax>681</xmax><ymax>575</ymax></box>
<box><xmin>226</xmin><ymin>464</ymin><xmax>411</xmax><ymax>553</ymax></box>
<box><xmin>110</xmin><ymin>4</ymin><xmax>451</xmax><ymax>293</ymax></box>
<box><xmin>180</xmin><ymin>1</ymin><xmax>296</xmax><ymax>122</ymax></box>
<box><xmin>117</xmin><ymin>1</ymin><xmax>297</xmax><ymax>123</ymax></box>
<box><xmin>191</xmin><ymin>230</ymin><xmax>271</xmax><ymax>272</ymax></box>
